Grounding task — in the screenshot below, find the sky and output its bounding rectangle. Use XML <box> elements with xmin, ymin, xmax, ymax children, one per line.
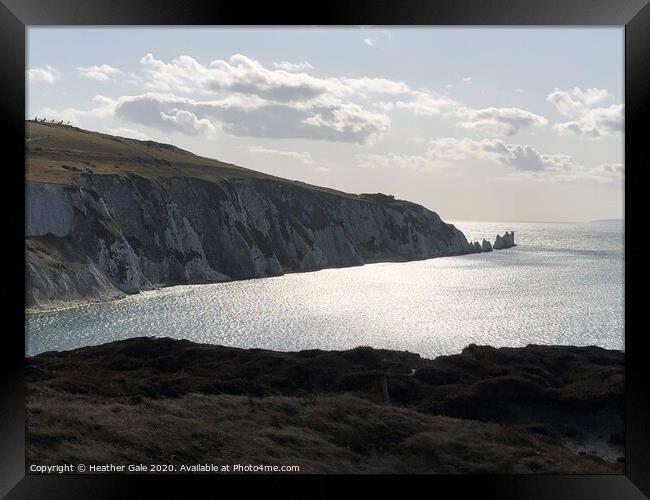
<box><xmin>27</xmin><ymin>27</ymin><xmax>624</xmax><ymax>222</ymax></box>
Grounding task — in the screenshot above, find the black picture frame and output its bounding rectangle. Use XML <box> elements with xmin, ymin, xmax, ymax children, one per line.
<box><xmin>2</xmin><ymin>0</ymin><xmax>648</xmax><ymax>497</ymax></box>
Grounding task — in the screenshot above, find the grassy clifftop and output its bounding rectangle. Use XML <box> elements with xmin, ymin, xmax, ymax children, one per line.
<box><xmin>25</xmin><ymin>121</ymin><xmax>355</xmax><ymax>199</ymax></box>
<box><xmin>26</xmin><ymin>338</ymin><xmax>624</xmax><ymax>473</ymax></box>
<box><xmin>26</xmin><ymin>121</ymin><xmax>269</xmax><ymax>185</ymax></box>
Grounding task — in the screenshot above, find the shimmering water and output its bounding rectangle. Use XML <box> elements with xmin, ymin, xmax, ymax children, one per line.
<box><xmin>26</xmin><ymin>221</ymin><xmax>624</xmax><ymax>357</ymax></box>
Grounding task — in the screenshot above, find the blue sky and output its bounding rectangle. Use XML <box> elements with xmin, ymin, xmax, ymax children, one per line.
<box><xmin>27</xmin><ymin>27</ymin><xmax>624</xmax><ymax>222</ymax></box>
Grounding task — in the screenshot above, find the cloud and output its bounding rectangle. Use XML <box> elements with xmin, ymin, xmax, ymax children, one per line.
<box><xmin>112</xmin><ymin>92</ymin><xmax>391</xmax><ymax>143</ymax></box>
<box><xmin>356</xmin><ymin>138</ymin><xmax>575</xmax><ymax>176</ymax></box>
<box><xmin>443</xmin><ymin>76</ymin><xmax>472</xmax><ymax>90</ymax></box>
<box><xmin>352</xmin><ymin>135</ymin><xmax>621</xmax><ymax>185</ymax></box>
<box><xmin>273</xmin><ymin>61</ymin><xmax>314</xmax><ymax>72</ymax></box>
<box><xmin>426</xmin><ymin>137</ymin><xmax>486</xmax><ymax>161</ymax></box>
<box><xmin>160</xmin><ymin>108</ymin><xmax>217</xmax><ymax>136</ymax></box>
<box><xmin>356</xmin><ymin>153</ymin><xmax>447</xmax><ymax>173</ymax></box>
<box><xmin>340</xmin><ymin>77</ymin><xmax>409</xmax><ymax>97</ymax></box>
<box><xmin>31</xmin><ymin>53</ymin><xmax>559</xmax><ymax>145</ymax></box>
<box><xmin>455</xmin><ymin>107</ymin><xmax>548</xmax><ymax>136</ymax></box>
<box><xmin>502</xmin><ymin>145</ymin><xmax>572</xmax><ymax>172</ymax></box>
<box><xmin>553</xmin><ymin>104</ymin><xmax>623</xmax><ymax>139</ymax></box>
<box><xmin>543</xmin><ymin>162</ymin><xmax>623</xmax><ymax>184</ymax></box>
<box><xmin>391</xmin><ymin>91</ymin><xmax>459</xmax><ymax>116</ymax></box>
<box><xmin>389</xmin><ymin>93</ymin><xmax>547</xmax><ymax>136</ymax></box>
<box><xmin>363</xmin><ymin>38</ymin><xmax>376</xmax><ymax>47</ymax></box>
<box><xmin>95</xmin><ymin>53</ymin><xmax>410</xmax><ymax>143</ymax></box>
<box><xmin>547</xmin><ymin>87</ymin><xmax>623</xmax><ymax>139</ymax></box>
<box><xmin>427</xmin><ymin>137</ymin><xmax>570</xmax><ymax>172</ymax></box>
<box><xmin>354</xmin><ymin>138</ymin><xmax>588</xmax><ymax>178</ymax></box>
<box><xmin>424</xmin><ymin>136</ymin><xmax>621</xmax><ymax>184</ymax></box>
<box><xmin>27</xmin><ymin>65</ymin><xmax>58</xmax><ymax>84</ymax></box>
<box><xmin>249</xmin><ymin>146</ymin><xmax>315</xmax><ymax>164</ymax></box>
<box><xmin>546</xmin><ymin>87</ymin><xmax>609</xmax><ymax>116</ymax></box>
<box><xmin>139</xmin><ymin>53</ymin><xmax>408</xmax><ymax>102</ymax></box>
<box><xmin>36</xmin><ymin>95</ymin><xmax>116</xmax><ymax>124</ymax></box>
<box><xmin>140</xmin><ymin>53</ymin><xmax>325</xmax><ymax>101</ymax></box>
<box><xmin>76</xmin><ymin>64</ymin><xmax>123</xmax><ymax>81</ymax></box>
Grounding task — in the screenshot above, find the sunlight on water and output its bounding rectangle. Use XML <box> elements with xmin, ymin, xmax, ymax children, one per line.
<box><xmin>26</xmin><ymin>221</ymin><xmax>624</xmax><ymax>357</ymax></box>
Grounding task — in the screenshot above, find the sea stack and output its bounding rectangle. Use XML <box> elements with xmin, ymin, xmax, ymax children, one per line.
<box><xmin>481</xmin><ymin>239</ymin><xmax>493</xmax><ymax>252</ymax></box>
<box><xmin>493</xmin><ymin>231</ymin><xmax>516</xmax><ymax>250</ymax></box>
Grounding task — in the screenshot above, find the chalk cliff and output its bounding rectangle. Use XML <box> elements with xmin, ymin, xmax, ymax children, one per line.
<box><xmin>25</xmin><ymin>122</ymin><xmax>482</xmax><ymax>310</ymax></box>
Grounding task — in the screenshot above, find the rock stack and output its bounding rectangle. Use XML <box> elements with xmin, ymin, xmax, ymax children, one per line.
<box><xmin>493</xmin><ymin>231</ymin><xmax>516</xmax><ymax>250</ymax></box>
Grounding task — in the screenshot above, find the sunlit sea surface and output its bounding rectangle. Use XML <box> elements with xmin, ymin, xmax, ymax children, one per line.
<box><xmin>26</xmin><ymin>221</ymin><xmax>624</xmax><ymax>357</ymax></box>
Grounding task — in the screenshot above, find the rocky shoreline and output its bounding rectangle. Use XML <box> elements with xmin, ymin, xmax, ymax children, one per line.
<box><xmin>26</xmin><ymin>337</ymin><xmax>623</xmax><ymax>473</ymax></box>
<box><xmin>25</xmin><ymin>234</ymin><xmax>515</xmax><ymax>315</ymax></box>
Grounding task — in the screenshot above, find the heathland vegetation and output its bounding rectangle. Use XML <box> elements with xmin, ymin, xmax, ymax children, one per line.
<box><xmin>26</xmin><ymin>337</ymin><xmax>623</xmax><ymax>473</ymax></box>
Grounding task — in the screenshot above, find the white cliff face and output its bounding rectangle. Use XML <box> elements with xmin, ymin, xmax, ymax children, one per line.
<box><xmin>25</xmin><ymin>183</ymin><xmax>74</xmax><ymax>237</ymax></box>
<box><xmin>26</xmin><ymin>175</ymin><xmax>482</xmax><ymax>309</ymax></box>
<box><xmin>493</xmin><ymin>232</ymin><xmax>516</xmax><ymax>250</ymax></box>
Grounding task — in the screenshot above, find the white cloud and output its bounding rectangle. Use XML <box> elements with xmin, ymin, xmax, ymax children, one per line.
<box><xmin>355</xmin><ymin>153</ymin><xmax>447</xmax><ymax>173</ymax></box>
<box><xmin>160</xmin><ymin>108</ymin><xmax>217</xmax><ymax>136</ymax></box>
<box><xmin>139</xmin><ymin>53</ymin><xmax>409</xmax><ymax>101</ymax></box>
<box><xmin>443</xmin><ymin>77</ymin><xmax>472</xmax><ymax>90</ymax></box>
<box><xmin>547</xmin><ymin>87</ymin><xmax>623</xmax><ymax>139</ymax></box>
<box><xmin>33</xmin><ymin>53</ymin><xmax>585</xmax><ymax>148</ymax></box>
<box><xmin>455</xmin><ymin>107</ymin><xmax>548</xmax><ymax>136</ymax></box>
<box><xmin>27</xmin><ymin>65</ymin><xmax>58</xmax><ymax>84</ymax></box>
<box><xmin>392</xmin><ymin>91</ymin><xmax>459</xmax><ymax>116</ymax></box>
<box><xmin>102</xmin><ymin>53</ymin><xmax>409</xmax><ymax>143</ymax></box>
<box><xmin>539</xmin><ymin>162</ymin><xmax>623</xmax><ymax>184</ymax></box>
<box><xmin>363</xmin><ymin>38</ymin><xmax>375</xmax><ymax>47</ymax></box>
<box><xmin>249</xmin><ymin>146</ymin><xmax>315</xmax><ymax>164</ymax></box>
<box><xmin>140</xmin><ymin>52</ymin><xmax>323</xmax><ymax>99</ymax></box>
<box><xmin>389</xmin><ymin>92</ymin><xmax>547</xmax><ymax>137</ymax></box>
<box><xmin>76</xmin><ymin>64</ymin><xmax>123</xmax><ymax>82</ymax></box>
<box><xmin>273</xmin><ymin>61</ymin><xmax>314</xmax><ymax>72</ymax></box>
<box><xmin>356</xmin><ymin>138</ymin><xmax>577</xmax><ymax>176</ymax></box>
<box><xmin>553</xmin><ymin>104</ymin><xmax>623</xmax><ymax>139</ymax></box>
<box><xmin>426</xmin><ymin>137</ymin><xmax>486</xmax><ymax>161</ymax></box>
<box><xmin>354</xmin><ymin>137</ymin><xmax>607</xmax><ymax>181</ymax></box>
<box><xmin>423</xmin><ymin>136</ymin><xmax>621</xmax><ymax>184</ymax></box>
<box><xmin>339</xmin><ymin>77</ymin><xmax>409</xmax><ymax>97</ymax></box>
<box><xmin>36</xmin><ymin>94</ymin><xmax>116</xmax><ymax>124</ymax></box>
<box><xmin>547</xmin><ymin>87</ymin><xmax>609</xmax><ymax>116</ymax></box>
<box><xmin>427</xmin><ymin>137</ymin><xmax>569</xmax><ymax>172</ymax></box>
<box><xmin>111</xmin><ymin>92</ymin><xmax>391</xmax><ymax>144</ymax></box>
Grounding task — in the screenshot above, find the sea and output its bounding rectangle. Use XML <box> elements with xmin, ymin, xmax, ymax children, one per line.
<box><xmin>25</xmin><ymin>220</ymin><xmax>624</xmax><ymax>358</ymax></box>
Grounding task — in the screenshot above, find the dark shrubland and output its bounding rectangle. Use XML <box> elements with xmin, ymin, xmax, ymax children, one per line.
<box><xmin>26</xmin><ymin>337</ymin><xmax>624</xmax><ymax>473</ymax></box>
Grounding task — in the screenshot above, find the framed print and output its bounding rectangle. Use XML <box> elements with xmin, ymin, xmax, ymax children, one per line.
<box><xmin>1</xmin><ymin>0</ymin><xmax>648</xmax><ymax>497</ymax></box>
